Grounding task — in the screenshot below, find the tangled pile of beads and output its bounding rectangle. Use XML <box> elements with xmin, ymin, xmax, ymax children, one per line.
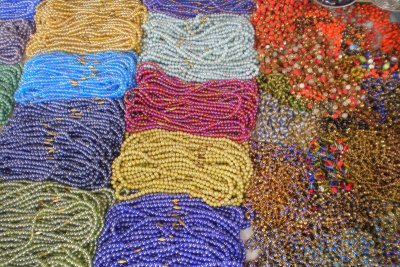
<box><xmin>25</xmin><ymin>0</ymin><xmax>148</xmax><ymax>57</ymax></box>
<box><xmin>0</xmin><ymin>181</ymin><xmax>113</xmax><ymax>266</ymax></box>
<box><xmin>0</xmin><ymin>0</ymin><xmax>41</xmax><ymax>20</ymax></box>
<box><xmin>112</xmin><ymin>129</ymin><xmax>252</xmax><ymax>206</ymax></box>
<box><xmin>15</xmin><ymin>52</ymin><xmax>137</xmax><ymax>103</ymax></box>
<box><xmin>0</xmin><ymin>98</ymin><xmax>124</xmax><ymax>189</ymax></box>
<box><xmin>140</xmin><ymin>13</ymin><xmax>258</xmax><ymax>82</ymax></box>
<box><xmin>94</xmin><ymin>194</ymin><xmax>248</xmax><ymax>267</ymax></box>
<box><xmin>143</xmin><ymin>0</ymin><xmax>255</xmax><ymax>18</ymax></box>
<box><xmin>125</xmin><ymin>63</ymin><xmax>258</xmax><ymax>143</ymax></box>
<box><xmin>0</xmin><ymin>19</ymin><xmax>34</xmax><ymax>64</ymax></box>
<box><xmin>0</xmin><ymin>63</ymin><xmax>22</xmax><ymax>126</ymax></box>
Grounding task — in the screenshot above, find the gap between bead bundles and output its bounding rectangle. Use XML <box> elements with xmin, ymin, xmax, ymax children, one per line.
<box><xmin>140</xmin><ymin>13</ymin><xmax>259</xmax><ymax>82</ymax></box>
<box><xmin>0</xmin><ymin>98</ymin><xmax>125</xmax><ymax>189</ymax></box>
<box><xmin>0</xmin><ymin>181</ymin><xmax>113</xmax><ymax>266</ymax></box>
<box><xmin>14</xmin><ymin>52</ymin><xmax>137</xmax><ymax>103</ymax></box>
<box><xmin>125</xmin><ymin>62</ymin><xmax>258</xmax><ymax>143</ymax></box>
<box><xmin>0</xmin><ymin>19</ymin><xmax>35</xmax><ymax>64</ymax></box>
<box><xmin>143</xmin><ymin>0</ymin><xmax>255</xmax><ymax>18</ymax></box>
<box><xmin>112</xmin><ymin>129</ymin><xmax>253</xmax><ymax>207</ymax></box>
<box><xmin>94</xmin><ymin>194</ymin><xmax>249</xmax><ymax>267</ymax></box>
<box><xmin>25</xmin><ymin>0</ymin><xmax>148</xmax><ymax>57</ymax></box>
<box><xmin>0</xmin><ymin>63</ymin><xmax>22</xmax><ymax>126</ymax></box>
<box><xmin>0</xmin><ymin>0</ymin><xmax>41</xmax><ymax>20</ymax></box>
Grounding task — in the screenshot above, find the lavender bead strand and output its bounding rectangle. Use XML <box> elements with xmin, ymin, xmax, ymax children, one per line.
<box><xmin>0</xmin><ymin>0</ymin><xmax>41</xmax><ymax>20</ymax></box>
<box><xmin>94</xmin><ymin>194</ymin><xmax>248</xmax><ymax>267</ymax></box>
<box><xmin>143</xmin><ymin>0</ymin><xmax>255</xmax><ymax>18</ymax></box>
<box><xmin>0</xmin><ymin>98</ymin><xmax>124</xmax><ymax>189</ymax></box>
<box><xmin>0</xmin><ymin>19</ymin><xmax>34</xmax><ymax>64</ymax></box>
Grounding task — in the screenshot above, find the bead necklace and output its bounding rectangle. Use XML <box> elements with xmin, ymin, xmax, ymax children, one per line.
<box><xmin>0</xmin><ymin>180</ymin><xmax>113</xmax><ymax>267</ymax></box>
<box><xmin>94</xmin><ymin>194</ymin><xmax>248</xmax><ymax>267</ymax></box>
<box><xmin>140</xmin><ymin>13</ymin><xmax>258</xmax><ymax>82</ymax></box>
<box><xmin>143</xmin><ymin>0</ymin><xmax>255</xmax><ymax>18</ymax></box>
<box><xmin>0</xmin><ymin>98</ymin><xmax>125</xmax><ymax>189</ymax></box>
<box><xmin>112</xmin><ymin>129</ymin><xmax>253</xmax><ymax>206</ymax></box>
<box><xmin>252</xmin><ymin>93</ymin><xmax>318</xmax><ymax>150</ymax></box>
<box><xmin>0</xmin><ymin>63</ymin><xmax>22</xmax><ymax>126</ymax></box>
<box><xmin>15</xmin><ymin>52</ymin><xmax>137</xmax><ymax>104</ymax></box>
<box><xmin>125</xmin><ymin>62</ymin><xmax>258</xmax><ymax>143</ymax></box>
<box><xmin>0</xmin><ymin>19</ymin><xmax>34</xmax><ymax>64</ymax></box>
<box><xmin>25</xmin><ymin>0</ymin><xmax>148</xmax><ymax>57</ymax></box>
<box><xmin>0</xmin><ymin>0</ymin><xmax>41</xmax><ymax>20</ymax></box>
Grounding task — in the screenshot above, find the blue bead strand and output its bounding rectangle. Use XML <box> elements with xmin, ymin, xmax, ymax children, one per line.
<box><xmin>15</xmin><ymin>51</ymin><xmax>137</xmax><ymax>103</ymax></box>
<box><xmin>0</xmin><ymin>98</ymin><xmax>124</xmax><ymax>189</ymax></box>
<box><xmin>94</xmin><ymin>194</ymin><xmax>249</xmax><ymax>267</ymax></box>
<box><xmin>0</xmin><ymin>0</ymin><xmax>41</xmax><ymax>20</ymax></box>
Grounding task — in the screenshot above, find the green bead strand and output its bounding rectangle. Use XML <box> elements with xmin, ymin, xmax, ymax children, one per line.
<box><xmin>0</xmin><ymin>64</ymin><xmax>23</xmax><ymax>126</ymax></box>
<box><xmin>0</xmin><ymin>181</ymin><xmax>114</xmax><ymax>267</ymax></box>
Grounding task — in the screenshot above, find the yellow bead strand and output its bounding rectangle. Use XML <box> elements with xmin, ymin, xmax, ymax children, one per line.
<box><xmin>26</xmin><ymin>0</ymin><xmax>147</xmax><ymax>57</ymax></box>
<box><xmin>111</xmin><ymin>129</ymin><xmax>253</xmax><ymax>207</ymax></box>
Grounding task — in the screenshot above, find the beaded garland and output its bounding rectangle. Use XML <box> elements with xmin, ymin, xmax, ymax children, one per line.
<box><xmin>0</xmin><ymin>180</ymin><xmax>113</xmax><ymax>267</ymax></box>
<box><xmin>25</xmin><ymin>0</ymin><xmax>148</xmax><ymax>57</ymax></box>
<box><xmin>112</xmin><ymin>129</ymin><xmax>253</xmax><ymax>206</ymax></box>
<box><xmin>0</xmin><ymin>19</ymin><xmax>34</xmax><ymax>64</ymax></box>
<box><xmin>0</xmin><ymin>98</ymin><xmax>124</xmax><ymax>189</ymax></box>
<box><xmin>0</xmin><ymin>63</ymin><xmax>22</xmax><ymax>126</ymax></box>
<box><xmin>14</xmin><ymin>52</ymin><xmax>137</xmax><ymax>103</ymax></box>
<box><xmin>143</xmin><ymin>0</ymin><xmax>255</xmax><ymax>18</ymax></box>
<box><xmin>0</xmin><ymin>0</ymin><xmax>41</xmax><ymax>20</ymax></box>
<box><xmin>140</xmin><ymin>13</ymin><xmax>258</xmax><ymax>82</ymax></box>
<box><xmin>125</xmin><ymin>63</ymin><xmax>258</xmax><ymax>143</ymax></box>
<box><xmin>94</xmin><ymin>194</ymin><xmax>248</xmax><ymax>267</ymax></box>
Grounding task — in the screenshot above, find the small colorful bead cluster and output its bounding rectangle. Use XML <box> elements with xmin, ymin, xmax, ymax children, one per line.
<box><xmin>143</xmin><ymin>0</ymin><xmax>255</xmax><ymax>18</ymax></box>
<box><xmin>0</xmin><ymin>19</ymin><xmax>34</xmax><ymax>64</ymax></box>
<box><xmin>0</xmin><ymin>63</ymin><xmax>22</xmax><ymax>126</ymax></box>
<box><xmin>124</xmin><ymin>62</ymin><xmax>258</xmax><ymax>143</ymax></box>
<box><xmin>0</xmin><ymin>0</ymin><xmax>41</xmax><ymax>20</ymax></box>
<box><xmin>15</xmin><ymin>52</ymin><xmax>137</xmax><ymax>103</ymax></box>
<box><xmin>94</xmin><ymin>194</ymin><xmax>248</xmax><ymax>267</ymax></box>
<box><xmin>112</xmin><ymin>129</ymin><xmax>252</xmax><ymax>206</ymax></box>
<box><xmin>25</xmin><ymin>0</ymin><xmax>148</xmax><ymax>57</ymax></box>
<box><xmin>0</xmin><ymin>181</ymin><xmax>113</xmax><ymax>266</ymax></box>
<box><xmin>0</xmin><ymin>98</ymin><xmax>125</xmax><ymax>189</ymax></box>
<box><xmin>140</xmin><ymin>13</ymin><xmax>259</xmax><ymax>82</ymax></box>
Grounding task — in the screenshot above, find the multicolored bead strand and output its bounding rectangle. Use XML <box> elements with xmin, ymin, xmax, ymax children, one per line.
<box><xmin>125</xmin><ymin>63</ymin><xmax>258</xmax><ymax>143</ymax></box>
<box><xmin>0</xmin><ymin>63</ymin><xmax>22</xmax><ymax>126</ymax></box>
<box><xmin>94</xmin><ymin>194</ymin><xmax>248</xmax><ymax>267</ymax></box>
<box><xmin>140</xmin><ymin>13</ymin><xmax>258</xmax><ymax>82</ymax></box>
<box><xmin>15</xmin><ymin>52</ymin><xmax>137</xmax><ymax>103</ymax></box>
<box><xmin>143</xmin><ymin>0</ymin><xmax>255</xmax><ymax>18</ymax></box>
<box><xmin>0</xmin><ymin>181</ymin><xmax>113</xmax><ymax>267</ymax></box>
<box><xmin>0</xmin><ymin>98</ymin><xmax>124</xmax><ymax>189</ymax></box>
<box><xmin>111</xmin><ymin>129</ymin><xmax>252</xmax><ymax>206</ymax></box>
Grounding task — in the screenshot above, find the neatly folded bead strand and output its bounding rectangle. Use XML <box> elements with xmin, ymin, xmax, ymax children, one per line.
<box><xmin>125</xmin><ymin>62</ymin><xmax>258</xmax><ymax>143</ymax></box>
<box><xmin>0</xmin><ymin>98</ymin><xmax>125</xmax><ymax>189</ymax></box>
<box><xmin>94</xmin><ymin>194</ymin><xmax>248</xmax><ymax>267</ymax></box>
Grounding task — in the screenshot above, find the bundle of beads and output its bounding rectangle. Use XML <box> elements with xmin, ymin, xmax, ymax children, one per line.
<box><xmin>0</xmin><ymin>63</ymin><xmax>22</xmax><ymax>126</ymax></box>
<box><xmin>25</xmin><ymin>0</ymin><xmax>147</xmax><ymax>57</ymax></box>
<box><xmin>304</xmin><ymin>137</ymin><xmax>353</xmax><ymax>194</ymax></box>
<box><xmin>15</xmin><ymin>52</ymin><xmax>137</xmax><ymax>103</ymax></box>
<box><xmin>112</xmin><ymin>129</ymin><xmax>252</xmax><ymax>206</ymax></box>
<box><xmin>0</xmin><ymin>98</ymin><xmax>125</xmax><ymax>189</ymax></box>
<box><xmin>252</xmin><ymin>93</ymin><xmax>317</xmax><ymax>149</ymax></box>
<box><xmin>0</xmin><ymin>181</ymin><xmax>113</xmax><ymax>266</ymax></box>
<box><xmin>0</xmin><ymin>19</ymin><xmax>34</xmax><ymax>64</ymax></box>
<box><xmin>94</xmin><ymin>194</ymin><xmax>248</xmax><ymax>267</ymax></box>
<box><xmin>346</xmin><ymin>128</ymin><xmax>399</xmax><ymax>202</ymax></box>
<box><xmin>0</xmin><ymin>0</ymin><xmax>41</xmax><ymax>20</ymax></box>
<box><xmin>143</xmin><ymin>0</ymin><xmax>255</xmax><ymax>18</ymax></box>
<box><xmin>140</xmin><ymin>13</ymin><xmax>258</xmax><ymax>82</ymax></box>
<box><xmin>125</xmin><ymin>63</ymin><xmax>258</xmax><ymax>143</ymax></box>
